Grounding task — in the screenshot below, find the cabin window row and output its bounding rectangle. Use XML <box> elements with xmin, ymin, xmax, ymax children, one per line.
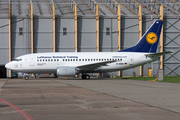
<box><xmin>37</xmin><ymin>59</ymin><xmax>59</xmax><ymax>62</ymax></box>
<box><xmin>37</xmin><ymin>58</ymin><xmax>122</xmax><ymax>62</ymax></box>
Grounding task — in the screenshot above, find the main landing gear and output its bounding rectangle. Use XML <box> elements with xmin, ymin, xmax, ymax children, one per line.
<box><xmin>25</xmin><ymin>76</ymin><xmax>29</xmax><ymax>80</ymax></box>
<box><xmin>81</xmin><ymin>74</ymin><xmax>90</xmax><ymax>80</ymax></box>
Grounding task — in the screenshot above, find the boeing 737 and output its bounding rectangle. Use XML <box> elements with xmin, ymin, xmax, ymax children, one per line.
<box><xmin>5</xmin><ymin>20</ymin><xmax>171</xmax><ymax>79</ymax></box>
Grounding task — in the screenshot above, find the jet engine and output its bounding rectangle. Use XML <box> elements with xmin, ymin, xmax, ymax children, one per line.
<box><xmin>57</xmin><ymin>66</ymin><xmax>78</xmax><ymax>76</ymax></box>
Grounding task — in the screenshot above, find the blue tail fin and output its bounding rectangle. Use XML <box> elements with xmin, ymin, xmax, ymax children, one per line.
<box><xmin>119</xmin><ymin>20</ymin><xmax>163</xmax><ymax>53</ymax></box>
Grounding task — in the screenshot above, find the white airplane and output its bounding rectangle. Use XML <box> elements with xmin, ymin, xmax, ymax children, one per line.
<box><xmin>5</xmin><ymin>20</ymin><xmax>171</xmax><ymax>80</ymax></box>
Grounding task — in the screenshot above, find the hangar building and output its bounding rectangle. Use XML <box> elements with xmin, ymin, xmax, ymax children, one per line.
<box><xmin>0</xmin><ymin>0</ymin><xmax>180</xmax><ymax>78</ymax></box>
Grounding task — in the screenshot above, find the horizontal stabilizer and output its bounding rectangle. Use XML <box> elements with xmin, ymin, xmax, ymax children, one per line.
<box><xmin>145</xmin><ymin>51</ymin><xmax>172</xmax><ymax>58</ymax></box>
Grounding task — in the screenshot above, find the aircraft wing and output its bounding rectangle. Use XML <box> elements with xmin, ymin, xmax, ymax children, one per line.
<box><xmin>77</xmin><ymin>60</ymin><xmax>116</xmax><ymax>70</ymax></box>
<box><xmin>145</xmin><ymin>51</ymin><xmax>172</xmax><ymax>58</ymax></box>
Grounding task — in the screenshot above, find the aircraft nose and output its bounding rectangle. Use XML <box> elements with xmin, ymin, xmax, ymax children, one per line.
<box><xmin>5</xmin><ymin>62</ymin><xmax>12</xmax><ymax>69</ymax></box>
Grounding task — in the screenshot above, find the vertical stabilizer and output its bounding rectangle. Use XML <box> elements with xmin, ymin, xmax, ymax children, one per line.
<box><xmin>119</xmin><ymin>20</ymin><xmax>163</xmax><ymax>53</ymax></box>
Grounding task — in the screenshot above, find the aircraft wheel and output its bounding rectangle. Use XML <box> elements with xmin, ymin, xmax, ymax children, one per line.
<box><xmin>81</xmin><ymin>75</ymin><xmax>85</xmax><ymax>79</ymax></box>
<box><xmin>86</xmin><ymin>75</ymin><xmax>90</xmax><ymax>80</ymax></box>
<box><xmin>25</xmin><ymin>76</ymin><xmax>29</xmax><ymax>80</ymax></box>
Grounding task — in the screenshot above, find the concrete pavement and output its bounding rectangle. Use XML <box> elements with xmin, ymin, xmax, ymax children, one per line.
<box><xmin>57</xmin><ymin>78</ymin><xmax>180</xmax><ymax>113</ymax></box>
<box><xmin>0</xmin><ymin>78</ymin><xmax>180</xmax><ymax>120</ymax></box>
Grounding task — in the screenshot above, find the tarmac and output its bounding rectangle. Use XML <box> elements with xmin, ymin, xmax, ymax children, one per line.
<box><xmin>0</xmin><ymin>78</ymin><xmax>180</xmax><ymax>120</ymax></box>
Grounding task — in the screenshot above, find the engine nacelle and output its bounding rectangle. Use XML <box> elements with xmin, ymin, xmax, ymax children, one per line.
<box><xmin>57</xmin><ymin>66</ymin><xmax>77</xmax><ymax>76</ymax></box>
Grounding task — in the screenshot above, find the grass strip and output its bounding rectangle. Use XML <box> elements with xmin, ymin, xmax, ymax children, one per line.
<box><xmin>114</xmin><ymin>76</ymin><xmax>180</xmax><ymax>83</ymax></box>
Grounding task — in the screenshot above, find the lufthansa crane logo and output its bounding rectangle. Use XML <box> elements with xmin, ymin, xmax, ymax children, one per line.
<box><xmin>146</xmin><ymin>32</ymin><xmax>157</xmax><ymax>44</ymax></box>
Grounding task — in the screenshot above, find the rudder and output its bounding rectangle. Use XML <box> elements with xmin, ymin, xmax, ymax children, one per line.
<box><xmin>119</xmin><ymin>20</ymin><xmax>163</xmax><ymax>53</ymax></box>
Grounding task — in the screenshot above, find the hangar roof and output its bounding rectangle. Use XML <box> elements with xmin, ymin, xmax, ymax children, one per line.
<box><xmin>0</xmin><ymin>0</ymin><xmax>180</xmax><ymax>17</ymax></box>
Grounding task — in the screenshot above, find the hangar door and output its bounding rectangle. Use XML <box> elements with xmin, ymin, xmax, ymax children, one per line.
<box><xmin>0</xmin><ymin>66</ymin><xmax>6</xmax><ymax>78</ymax></box>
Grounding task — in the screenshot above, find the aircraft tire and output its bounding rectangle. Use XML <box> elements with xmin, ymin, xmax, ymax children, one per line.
<box><xmin>86</xmin><ymin>75</ymin><xmax>90</xmax><ymax>80</ymax></box>
<box><xmin>81</xmin><ymin>75</ymin><xmax>85</xmax><ymax>79</ymax></box>
<box><xmin>25</xmin><ymin>76</ymin><xmax>29</xmax><ymax>80</ymax></box>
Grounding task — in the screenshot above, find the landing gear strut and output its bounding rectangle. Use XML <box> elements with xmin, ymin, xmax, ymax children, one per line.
<box><xmin>81</xmin><ymin>74</ymin><xmax>90</xmax><ymax>80</ymax></box>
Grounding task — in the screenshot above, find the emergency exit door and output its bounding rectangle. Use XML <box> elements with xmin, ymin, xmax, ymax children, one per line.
<box><xmin>29</xmin><ymin>56</ymin><xmax>35</xmax><ymax>66</ymax></box>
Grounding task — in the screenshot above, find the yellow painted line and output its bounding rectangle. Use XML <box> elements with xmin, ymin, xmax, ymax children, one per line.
<box><xmin>64</xmin><ymin>0</ymin><xmax>74</xmax><ymax>14</ymax></box>
<box><xmin>53</xmin><ymin>4</ymin><xmax>55</xmax><ymax>52</ymax></box>
<box><xmin>46</xmin><ymin>0</ymin><xmax>53</xmax><ymax>14</ymax></box>
<box><xmin>99</xmin><ymin>0</ymin><xmax>117</xmax><ymax>15</ymax></box>
<box><xmin>133</xmin><ymin>0</ymin><xmax>160</xmax><ymax>16</ymax></box>
<box><xmin>9</xmin><ymin>3</ymin><xmax>11</xmax><ymax>78</ymax></box>
<box><xmin>118</xmin><ymin>5</ymin><xmax>121</xmax><ymax>77</ymax></box>
<box><xmin>153</xmin><ymin>0</ymin><xmax>180</xmax><ymax>16</ymax></box>
<box><xmin>75</xmin><ymin>4</ymin><xmax>78</xmax><ymax>52</ymax></box>
<box><xmin>139</xmin><ymin>5</ymin><xmax>142</xmax><ymax>76</ymax></box>
<box><xmin>160</xmin><ymin>5</ymin><xmax>163</xmax><ymax>69</ymax></box>
<box><xmin>171</xmin><ymin>0</ymin><xmax>180</xmax><ymax>4</ymax></box>
<box><xmin>117</xmin><ymin>0</ymin><xmax>138</xmax><ymax>15</ymax></box>
<box><xmin>148</xmin><ymin>78</ymin><xmax>158</xmax><ymax>82</ymax></box>
<box><xmin>82</xmin><ymin>0</ymin><xmax>96</xmax><ymax>15</ymax></box>
<box><xmin>96</xmin><ymin>4</ymin><xmax>99</xmax><ymax>52</ymax></box>
<box><xmin>31</xmin><ymin>4</ymin><xmax>33</xmax><ymax>54</ymax></box>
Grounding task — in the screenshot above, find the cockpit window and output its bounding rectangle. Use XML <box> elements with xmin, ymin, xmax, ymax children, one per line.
<box><xmin>12</xmin><ymin>59</ymin><xmax>22</xmax><ymax>62</ymax></box>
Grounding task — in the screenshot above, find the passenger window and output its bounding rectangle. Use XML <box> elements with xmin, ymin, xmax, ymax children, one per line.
<box><xmin>51</xmin><ymin>59</ymin><xmax>53</xmax><ymax>61</ymax></box>
<box><xmin>79</xmin><ymin>59</ymin><xmax>81</xmax><ymax>61</ymax></box>
<box><xmin>65</xmin><ymin>59</ymin><xmax>67</xmax><ymax>61</ymax></box>
<box><xmin>40</xmin><ymin>59</ymin><xmax>42</xmax><ymax>61</ymax></box>
<box><xmin>57</xmin><ymin>59</ymin><xmax>59</xmax><ymax>61</ymax></box>
<box><xmin>37</xmin><ymin>59</ymin><xmax>39</xmax><ymax>62</ymax></box>
<box><xmin>45</xmin><ymin>59</ymin><xmax>47</xmax><ymax>61</ymax></box>
<box><xmin>54</xmin><ymin>59</ymin><xmax>56</xmax><ymax>61</ymax></box>
<box><xmin>88</xmin><ymin>59</ymin><xmax>90</xmax><ymax>61</ymax></box>
<box><xmin>96</xmin><ymin>59</ymin><xmax>98</xmax><ymax>61</ymax></box>
<box><xmin>48</xmin><ymin>59</ymin><xmax>50</xmax><ymax>61</ymax></box>
<box><xmin>73</xmin><ymin>59</ymin><xmax>75</xmax><ymax>61</ymax></box>
<box><xmin>76</xmin><ymin>59</ymin><xmax>78</xmax><ymax>61</ymax></box>
<box><xmin>85</xmin><ymin>59</ymin><xmax>87</xmax><ymax>61</ymax></box>
<box><xmin>99</xmin><ymin>59</ymin><xmax>101</xmax><ymax>61</ymax></box>
<box><xmin>82</xmin><ymin>59</ymin><xmax>84</xmax><ymax>61</ymax></box>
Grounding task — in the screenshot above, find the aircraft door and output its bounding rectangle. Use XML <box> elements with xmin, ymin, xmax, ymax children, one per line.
<box><xmin>129</xmin><ymin>54</ymin><xmax>134</xmax><ymax>65</ymax></box>
<box><xmin>29</xmin><ymin>56</ymin><xmax>35</xmax><ymax>66</ymax></box>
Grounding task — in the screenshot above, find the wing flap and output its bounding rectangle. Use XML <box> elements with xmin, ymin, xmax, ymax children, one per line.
<box><xmin>77</xmin><ymin>60</ymin><xmax>116</xmax><ymax>70</ymax></box>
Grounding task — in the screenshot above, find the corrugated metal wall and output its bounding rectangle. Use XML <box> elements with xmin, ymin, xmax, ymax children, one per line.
<box><xmin>11</xmin><ymin>18</ymin><xmax>31</xmax><ymax>59</ymax></box>
<box><xmin>0</xmin><ymin>18</ymin><xmax>9</xmax><ymax>65</ymax></box>
<box><xmin>56</xmin><ymin>18</ymin><xmax>75</xmax><ymax>52</ymax></box>
<box><xmin>99</xmin><ymin>17</ymin><xmax>118</xmax><ymax>52</ymax></box>
<box><xmin>1</xmin><ymin>0</ymin><xmax>180</xmax><ymax>77</ymax></box>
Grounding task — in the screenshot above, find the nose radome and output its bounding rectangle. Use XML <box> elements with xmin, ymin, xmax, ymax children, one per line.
<box><xmin>5</xmin><ymin>62</ymin><xmax>11</xmax><ymax>69</ymax></box>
